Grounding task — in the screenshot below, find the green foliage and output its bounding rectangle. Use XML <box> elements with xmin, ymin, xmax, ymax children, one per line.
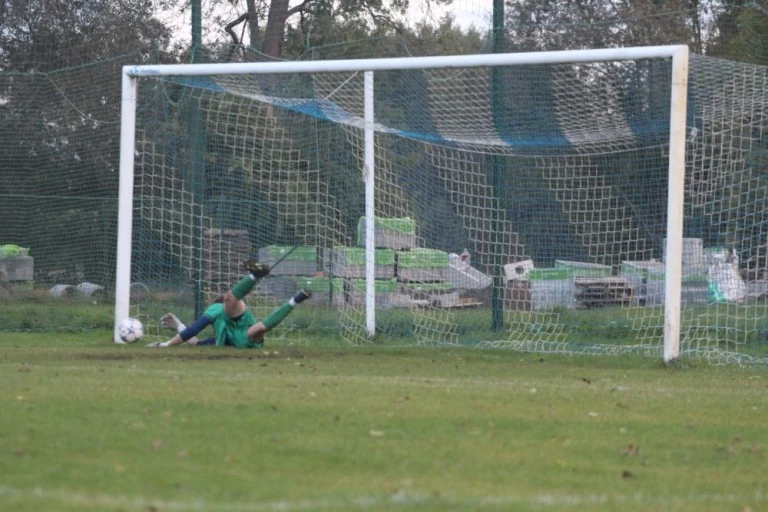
<box><xmin>0</xmin><ymin>0</ymin><xmax>173</xmax><ymax>72</ymax></box>
<box><xmin>402</xmin><ymin>15</ymin><xmax>488</xmax><ymax>56</ymax></box>
<box><xmin>726</xmin><ymin>5</ymin><xmax>768</xmax><ymax>64</ymax></box>
<box><xmin>501</xmin><ymin>0</ymin><xmax>768</xmax><ymax>61</ymax></box>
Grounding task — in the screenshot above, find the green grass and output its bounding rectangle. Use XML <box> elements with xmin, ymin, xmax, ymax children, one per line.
<box><xmin>1</xmin><ymin>332</ymin><xmax>767</xmax><ymax>511</ymax></box>
<box><xmin>4</xmin><ymin>294</ymin><xmax>768</xmax><ymax>353</ymax></box>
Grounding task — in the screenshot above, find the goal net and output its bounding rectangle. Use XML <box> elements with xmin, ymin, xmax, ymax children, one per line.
<box><xmin>117</xmin><ymin>47</ymin><xmax>768</xmax><ymax>364</ymax></box>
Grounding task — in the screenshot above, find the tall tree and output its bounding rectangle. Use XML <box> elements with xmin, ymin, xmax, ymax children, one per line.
<box><xmin>722</xmin><ymin>3</ymin><xmax>768</xmax><ymax>64</ymax></box>
<box><xmin>0</xmin><ymin>0</ymin><xmax>174</xmax><ymax>72</ymax></box>
<box><xmin>0</xmin><ymin>0</ymin><xmax>177</xmax><ymax>281</ymax></box>
<box><xmin>503</xmin><ymin>0</ymin><xmax>622</xmax><ymax>52</ymax></box>
<box><xmin>502</xmin><ymin>0</ymin><xmax>732</xmax><ymax>55</ymax></box>
<box><xmin>214</xmin><ymin>0</ymin><xmax>453</xmax><ymax>59</ymax></box>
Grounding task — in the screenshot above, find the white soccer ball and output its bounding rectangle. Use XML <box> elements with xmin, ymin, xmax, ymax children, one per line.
<box><xmin>118</xmin><ymin>317</ymin><xmax>144</xmax><ymax>343</ymax></box>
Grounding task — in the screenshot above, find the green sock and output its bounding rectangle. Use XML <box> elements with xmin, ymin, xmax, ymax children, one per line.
<box><xmin>231</xmin><ymin>275</ymin><xmax>256</xmax><ymax>300</ymax></box>
<box><xmin>262</xmin><ymin>302</ymin><xmax>294</xmax><ymax>330</ymax></box>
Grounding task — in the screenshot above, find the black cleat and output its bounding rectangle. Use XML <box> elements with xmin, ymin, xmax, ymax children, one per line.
<box><xmin>292</xmin><ymin>289</ymin><xmax>312</xmax><ymax>304</ymax></box>
<box><xmin>243</xmin><ymin>259</ymin><xmax>271</xmax><ymax>278</ymax></box>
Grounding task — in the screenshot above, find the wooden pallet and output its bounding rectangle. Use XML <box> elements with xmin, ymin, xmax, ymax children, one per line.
<box><xmin>574</xmin><ymin>276</ymin><xmax>633</xmax><ymax>308</ymax></box>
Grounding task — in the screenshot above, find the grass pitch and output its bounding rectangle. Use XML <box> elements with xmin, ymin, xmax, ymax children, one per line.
<box><xmin>1</xmin><ymin>332</ymin><xmax>767</xmax><ymax>511</ymax></box>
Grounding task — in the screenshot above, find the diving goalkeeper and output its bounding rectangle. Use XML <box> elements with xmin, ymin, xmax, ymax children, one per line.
<box><xmin>146</xmin><ymin>259</ymin><xmax>311</xmax><ymax>348</ymax></box>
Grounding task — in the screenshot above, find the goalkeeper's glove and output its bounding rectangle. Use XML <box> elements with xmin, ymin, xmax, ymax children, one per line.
<box><xmin>146</xmin><ymin>341</ymin><xmax>171</xmax><ymax>348</ymax></box>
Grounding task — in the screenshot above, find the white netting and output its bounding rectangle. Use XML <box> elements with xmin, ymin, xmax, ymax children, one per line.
<box><xmin>127</xmin><ymin>53</ymin><xmax>768</xmax><ymax>364</ymax></box>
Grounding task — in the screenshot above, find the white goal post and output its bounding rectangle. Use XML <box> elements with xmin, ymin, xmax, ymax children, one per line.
<box><xmin>116</xmin><ymin>45</ymin><xmax>689</xmax><ymax>363</ymax></box>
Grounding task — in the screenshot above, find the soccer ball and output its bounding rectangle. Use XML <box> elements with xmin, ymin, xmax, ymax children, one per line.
<box><xmin>118</xmin><ymin>317</ymin><xmax>144</xmax><ymax>343</ymax></box>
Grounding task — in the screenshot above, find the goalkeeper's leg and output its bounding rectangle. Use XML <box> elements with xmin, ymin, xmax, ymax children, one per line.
<box><xmin>247</xmin><ymin>289</ymin><xmax>312</xmax><ymax>342</ymax></box>
<box><xmin>224</xmin><ymin>260</ymin><xmax>272</xmax><ymax>319</ymax></box>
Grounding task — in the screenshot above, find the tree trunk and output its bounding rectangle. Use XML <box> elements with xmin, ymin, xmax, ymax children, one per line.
<box><xmin>263</xmin><ymin>0</ymin><xmax>290</xmax><ymax>58</ymax></box>
<box><xmin>688</xmin><ymin>0</ymin><xmax>703</xmax><ymax>54</ymax></box>
<box><xmin>245</xmin><ymin>0</ymin><xmax>260</xmax><ymax>49</ymax></box>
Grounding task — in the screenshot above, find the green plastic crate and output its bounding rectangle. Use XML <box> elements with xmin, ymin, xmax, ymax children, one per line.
<box><xmin>349</xmin><ymin>278</ymin><xmax>400</xmax><ymax>293</ymax></box>
<box><xmin>0</xmin><ymin>244</ymin><xmax>29</xmax><ymax>259</ymax></box>
<box><xmin>357</xmin><ymin>216</ymin><xmax>416</xmax><ymax>235</ymax></box>
<box><xmin>257</xmin><ymin>246</ymin><xmax>317</xmax><ymax>276</ymax></box>
<box><xmin>259</xmin><ymin>245</ymin><xmax>317</xmax><ymax>262</ymax></box>
<box><xmin>330</xmin><ymin>247</ymin><xmax>396</xmax><ymax>279</ymax></box>
<box><xmin>332</xmin><ymin>247</ymin><xmax>395</xmax><ymax>266</ymax></box>
<box><xmin>397</xmin><ymin>248</ymin><xmax>449</xmax><ymax>268</ymax></box>
<box><xmin>294</xmin><ymin>277</ymin><xmax>344</xmax><ymax>293</ymax></box>
<box><xmin>554</xmin><ymin>260</ymin><xmax>611</xmax><ymax>278</ymax></box>
<box><xmin>620</xmin><ymin>261</ymin><xmax>665</xmax><ymax>281</ymax></box>
<box><xmin>357</xmin><ymin>217</ymin><xmax>417</xmax><ymax>249</ymax></box>
<box><xmin>527</xmin><ymin>268</ymin><xmax>573</xmax><ymax>281</ymax></box>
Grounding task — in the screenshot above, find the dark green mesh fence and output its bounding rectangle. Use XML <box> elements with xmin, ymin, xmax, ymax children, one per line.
<box><xmin>1</xmin><ymin>3</ymin><xmax>768</xmax><ymax>364</ymax></box>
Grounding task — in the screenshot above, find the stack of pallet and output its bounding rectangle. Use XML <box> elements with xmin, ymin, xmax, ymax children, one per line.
<box><xmin>397</xmin><ymin>248</ymin><xmax>459</xmax><ymax>307</ymax></box>
<box><xmin>257</xmin><ymin>245</ymin><xmax>319</xmax><ymax>300</ymax></box>
<box><xmin>243</xmin><ymin>217</ymin><xmax>492</xmax><ymax>308</ymax></box>
<box><xmin>556</xmin><ymin>260</ymin><xmax>632</xmax><ymax>309</ymax></box>
<box><xmin>344</xmin><ymin>217</ymin><xmax>465</xmax><ymax>307</ymax></box>
<box><xmin>573</xmin><ymin>276</ymin><xmax>633</xmax><ymax>309</ymax></box>
<box><xmin>328</xmin><ymin>246</ymin><xmax>403</xmax><ymax>307</ymax></box>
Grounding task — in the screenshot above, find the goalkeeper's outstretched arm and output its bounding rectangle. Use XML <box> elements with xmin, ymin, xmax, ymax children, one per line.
<box><xmin>147</xmin><ymin>333</ymin><xmax>184</xmax><ymax>348</ymax></box>
<box><xmin>147</xmin><ymin>315</ymin><xmax>211</xmax><ymax>347</ymax></box>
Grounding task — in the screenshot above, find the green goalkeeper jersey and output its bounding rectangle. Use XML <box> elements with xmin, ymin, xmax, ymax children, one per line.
<box><xmin>203</xmin><ymin>303</ymin><xmax>260</xmax><ymax>349</ymax></box>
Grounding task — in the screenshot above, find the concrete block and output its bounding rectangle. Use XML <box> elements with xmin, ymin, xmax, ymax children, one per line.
<box><xmin>1</xmin><ymin>256</ymin><xmax>33</xmax><ymax>281</ymax></box>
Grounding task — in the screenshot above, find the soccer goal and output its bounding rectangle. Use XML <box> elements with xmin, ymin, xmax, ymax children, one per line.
<box><xmin>116</xmin><ymin>45</ymin><xmax>766</xmax><ymax>364</ymax></box>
